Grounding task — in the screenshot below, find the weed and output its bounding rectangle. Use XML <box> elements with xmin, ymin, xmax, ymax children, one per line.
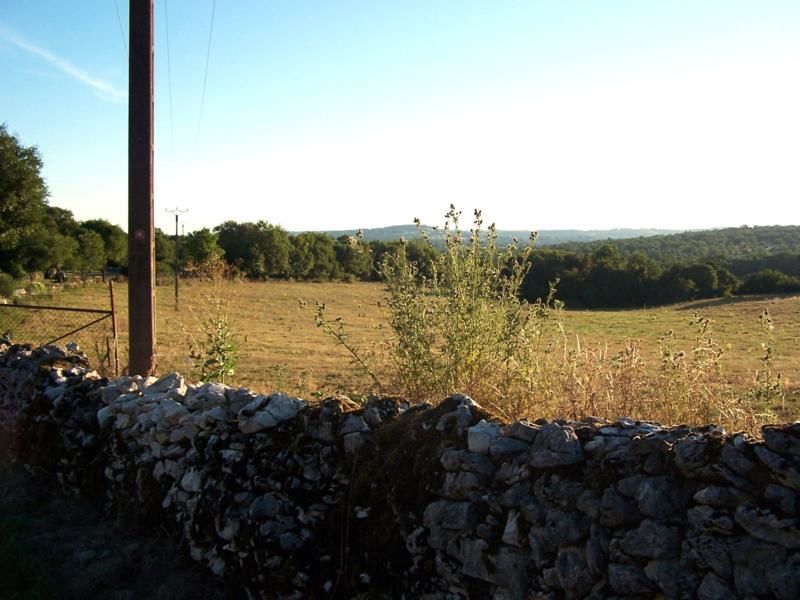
<box><xmin>183</xmin><ymin>257</ymin><xmax>239</xmax><ymax>385</ymax></box>
<box><xmin>315</xmin><ymin>206</ymin><xmax>566</xmax><ymax>418</ymax></box>
<box><xmin>748</xmin><ymin>308</ymin><xmax>785</xmax><ymax>411</ymax></box>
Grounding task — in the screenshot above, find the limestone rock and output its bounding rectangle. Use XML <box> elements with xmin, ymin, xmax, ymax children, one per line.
<box><xmin>530</xmin><ymin>423</ymin><xmax>584</xmax><ymax>468</ymax></box>
<box><xmin>619</xmin><ymin>519</ymin><xmax>681</xmax><ymax>559</ymax></box>
<box><xmin>734</xmin><ymin>503</ymin><xmax>800</xmax><ymax>548</ymax></box>
<box><xmin>697</xmin><ymin>572</ymin><xmax>735</xmax><ymax>600</ymax></box>
<box><xmin>265</xmin><ymin>393</ymin><xmax>305</xmax><ymax>422</ymax></box>
<box><xmin>468</xmin><ymin>419</ymin><xmax>502</xmax><ymax>454</ymax></box>
<box><xmin>608</xmin><ymin>563</ymin><xmax>655</xmax><ymax>595</ymax></box>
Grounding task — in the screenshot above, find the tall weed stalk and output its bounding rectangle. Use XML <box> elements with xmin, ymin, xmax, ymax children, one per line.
<box><xmin>184</xmin><ymin>255</ymin><xmax>239</xmax><ymax>384</ymax></box>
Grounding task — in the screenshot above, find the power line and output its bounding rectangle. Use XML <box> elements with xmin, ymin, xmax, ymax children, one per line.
<box><xmin>113</xmin><ymin>0</ymin><xmax>128</xmax><ymax>56</ymax></box>
<box><xmin>197</xmin><ymin>0</ymin><xmax>217</xmax><ymax>141</ymax></box>
<box><xmin>163</xmin><ymin>0</ymin><xmax>175</xmax><ymax>153</ymax></box>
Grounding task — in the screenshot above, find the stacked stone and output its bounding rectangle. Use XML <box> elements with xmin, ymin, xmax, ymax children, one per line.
<box><xmin>419</xmin><ymin>409</ymin><xmax>800</xmax><ymax>599</ymax></box>
<box><xmin>95</xmin><ymin>374</ymin><xmax>400</xmax><ymax>598</ymax></box>
<box><xmin>1</xmin><ymin>341</ymin><xmax>799</xmax><ymax>599</ymax></box>
<box><xmin>0</xmin><ymin>340</ymin><xmax>103</xmax><ymax>494</ymax></box>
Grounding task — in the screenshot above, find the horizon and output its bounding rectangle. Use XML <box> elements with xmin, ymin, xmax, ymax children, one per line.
<box><xmin>2</xmin><ymin>1</ymin><xmax>799</xmax><ymax>234</ymax></box>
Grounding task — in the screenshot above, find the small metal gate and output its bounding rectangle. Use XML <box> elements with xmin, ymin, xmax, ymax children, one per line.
<box><xmin>0</xmin><ymin>282</ymin><xmax>119</xmax><ymax>375</ymax></box>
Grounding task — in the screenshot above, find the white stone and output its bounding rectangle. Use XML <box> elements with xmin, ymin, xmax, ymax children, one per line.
<box><xmin>341</xmin><ymin>414</ymin><xmax>370</xmax><ymax>435</ymax></box>
<box><xmin>194</xmin><ymin>381</ymin><xmax>228</xmax><ymax>405</ymax></box>
<box><xmin>97</xmin><ymin>405</ymin><xmax>114</xmax><ymax>428</ymax></box>
<box><xmin>203</xmin><ymin>406</ymin><xmax>228</xmax><ymax>422</ymax></box>
<box><xmin>180</xmin><ymin>469</ymin><xmax>204</xmax><ymax>493</ymax></box>
<box><xmin>161</xmin><ymin>399</ymin><xmax>189</xmax><ymax>425</ymax></box>
<box><xmin>501</xmin><ymin>510</ymin><xmax>521</xmax><ymax>547</ymax></box>
<box><xmin>169</xmin><ymin>425</ymin><xmax>198</xmax><ymax>444</ymax></box>
<box><xmin>239</xmin><ymin>395</ymin><xmax>269</xmax><ymax>415</ymax></box>
<box><xmin>238</xmin><ymin>410</ymin><xmax>278</xmax><ymax>434</ymax></box>
<box><xmin>468</xmin><ymin>419</ymin><xmax>502</xmax><ymax>454</ymax></box>
<box><xmin>265</xmin><ymin>393</ymin><xmax>305</xmax><ymax>422</ymax></box>
<box><xmin>144</xmin><ymin>372</ymin><xmax>184</xmax><ymax>395</ymax></box>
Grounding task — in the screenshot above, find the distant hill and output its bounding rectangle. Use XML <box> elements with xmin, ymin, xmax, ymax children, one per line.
<box><xmin>552</xmin><ymin>224</ymin><xmax>800</xmax><ymax>264</ymax></box>
<box><xmin>299</xmin><ymin>224</ymin><xmax>683</xmax><ymax>247</ymax></box>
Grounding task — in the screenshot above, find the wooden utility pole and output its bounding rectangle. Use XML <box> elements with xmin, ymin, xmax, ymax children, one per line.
<box><xmin>166</xmin><ymin>207</ymin><xmax>187</xmax><ymax>310</ymax></box>
<box><xmin>128</xmin><ymin>0</ymin><xmax>156</xmax><ymax>375</ymax></box>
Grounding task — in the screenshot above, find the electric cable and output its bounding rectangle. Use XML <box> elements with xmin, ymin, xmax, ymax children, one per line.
<box><xmin>197</xmin><ymin>0</ymin><xmax>217</xmax><ymax>141</ymax></box>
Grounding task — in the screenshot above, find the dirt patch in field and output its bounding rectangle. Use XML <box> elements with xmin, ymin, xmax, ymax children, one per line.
<box><xmin>0</xmin><ymin>462</ymin><xmax>230</xmax><ymax>600</ymax></box>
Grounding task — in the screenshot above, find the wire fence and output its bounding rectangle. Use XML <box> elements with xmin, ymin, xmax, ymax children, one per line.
<box><xmin>0</xmin><ymin>283</ymin><xmax>119</xmax><ymax>376</ymax></box>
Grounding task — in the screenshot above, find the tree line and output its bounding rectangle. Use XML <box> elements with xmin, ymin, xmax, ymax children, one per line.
<box><xmin>2</xmin><ymin>123</ymin><xmax>798</xmax><ymax>306</ymax></box>
<box><xmin>520</xmin><ymin>245</ymin><xmax>800</xmax><ymax>308</ymax></box>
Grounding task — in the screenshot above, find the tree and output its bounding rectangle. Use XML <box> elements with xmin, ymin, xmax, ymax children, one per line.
<box><xmin>305</xmin><ymin>233</ymin><xmax>340</xmax><ymax>279</ymax></box>
<box><xmin>69</xmin><ymin>229</ymin><xmax>105</xmax><ymax>274</ymax></box>
<box><xmin>0</xmin><ymin>124</ymin><xmax>49</xmax><ymax>276</ymax></box>
<box><xmin>255</xmin><ymin>221</ymin><xmax>291</xmax><ymax>278</ymax></box>
<box><xmin>335</xmin><ymin>235</ymin><xmax>372</xmax><ymax>280</ymax></box>
<box><xmin>182</xmin><ymin>228</ymin><xmax>223</xmax><ymax>268</ymax></box>
<box><xmin>215</xmin><ymin>221</ymin><xmax>290</xmax><ymax>279</ymax></box>
<box><xmin>81</xmin><ymin>219</ymin><xmax>127</xmax><ymax>266</ymax></box>
<box><xmin>289</xmin><ymin>234</ymin><xmax>315</xmax><ymax>279</ymax></box>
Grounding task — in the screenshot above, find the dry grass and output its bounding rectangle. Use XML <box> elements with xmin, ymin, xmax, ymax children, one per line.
<box><xmin>17</xmin><ymin>280</ymin><xmax>800</xmax><ymax>427</ymax></box>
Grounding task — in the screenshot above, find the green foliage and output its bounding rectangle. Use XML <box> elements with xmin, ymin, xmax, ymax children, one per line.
<box><xmin>24</xmin><ymin>281</ymin><xmax>46</xmax><ymax>296</ymax></box>
<box><xmin>81</xmin><ymin>219</ymin><xmax>127</xmax><ymax>267</ymax></box>
<box><xmin>334</xmin><ymin>235</ymin><xmax>371</xmax><ymax>280</ymax></box>
<box><xmin>182</xmin><ymin>228</ymin><xmax>223</xmax><ymax>269</ymax></box>
<box><xmin>557</xmin><ymin>224</ymin><xmax>800</xmax><ymax>264</ymax></box>
<box><xmin>188</xmin><ymin>293</ymin><xmax>239</xmax><ymax>384</ymax></box>
<box><xmin>155</xmin><ymin>227</ymin><xmax>174</xmax><ymax>265</ymax></box>
<box><xmin>316</xmin><ymin>207</ymin><xmax>565</xmax><ymax>416</ymax></box>
<box><xmin>215</xmin><ymin>220</ymin><xmax>290</xmax><ymax>279</ymax></box>
<box><xmin>521</xmin><ymin>251</ymin><xmax>744</xmax><ymax>308</ymax></box>
<box><xmin>739</xmin><ymin>269</ymin><xmax>800</xmax><ymax>295</ymax></box>
<box><xmin>0</xmin><ymin>123</ymin><xmax>49</xmax><ymax>276</ymax></box>
<box><xmin>0</xmin><ymin>273</ymin><xmax>18</xmax><ymax>298</ymax></box>
<box><xmin>747</xmin><ymin>309</ymin><xmax>785</xmax><ymax>410</ymax></box>
<box><xmin>69</xmin><ymin>229</ymin><xmax>105</xmax><ymax>273</ymax></box>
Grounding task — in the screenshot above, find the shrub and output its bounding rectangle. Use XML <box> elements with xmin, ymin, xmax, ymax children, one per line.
<box><xmin>184</xmin><ymin>256</ymin><xmax>239</xmax><ymax>384</ymax></box>
<box><xmin>316</xmin><ymin>206</ymin><xmax>563</xmax><ymax>418</ymax></box>
<box><xmin>24</xmin><ymin>281</ymin><xmax>46</xmax><ymax>296</ymax></box>
<box><xmin>313</xmin><ymin>207</ymin><xmax>783</xmax><ymax>432</ymax></box>
<box><xmin>0</xmin><ymin>274</ymin><xmax>17</xmax><ymax>299</ymax></box>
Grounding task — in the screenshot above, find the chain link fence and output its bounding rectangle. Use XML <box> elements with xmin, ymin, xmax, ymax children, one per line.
<box><xmin>0</xmin><ymin>285</ymin><xmax>119</xmax><ymax>376</ymax></box>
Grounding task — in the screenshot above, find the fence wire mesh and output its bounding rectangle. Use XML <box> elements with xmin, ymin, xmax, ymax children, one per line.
<box><xmin>0</xmin><ymin>299</ymin><xmax>118</xmax><ymax>376</ymax></box>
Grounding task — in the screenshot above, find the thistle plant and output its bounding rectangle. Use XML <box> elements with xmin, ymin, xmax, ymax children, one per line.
<box><xmin>313</xmin><ymin>205</ymin><xmax>565</xmax><ymax>418</ymax></box>
<box><xmin>184</xmin><ymin>256</ymin><xmax>239</xmax><ymax>384</ymax></box>
<box><xmin>748</xmin><ymin>308</ymin><xmax>785</xmax><ymax>411</ymax></box>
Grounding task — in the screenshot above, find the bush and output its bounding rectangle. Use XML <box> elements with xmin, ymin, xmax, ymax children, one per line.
<box><xmin>313</xmin><ymin>207</ymin><xmax>780</xmax><ymax>432</ymax></box>
<box><xmin>738</xmin><ymin>269</ymin><xmax>800</xmax><ymax>295</ymax></box>
<box><xmin>316</xmin><ymin>206</ymin><xmax>563</xmax><ymax>418</ymax></box>
<box><xmin>24</xmin><ymin>281</ymin><xmax>46</xmax><ymax>296</ymax></box>
<box><xmin>0</xmin><ymin>274</ymin><xmax>17</xmax><ymax>299</ymax></box>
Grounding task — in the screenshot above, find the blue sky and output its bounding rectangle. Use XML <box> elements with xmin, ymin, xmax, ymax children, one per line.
<box><xmin>1</xmin><ymin>1</ymin><xmax>799</xmax><ymax>233</ymax></box>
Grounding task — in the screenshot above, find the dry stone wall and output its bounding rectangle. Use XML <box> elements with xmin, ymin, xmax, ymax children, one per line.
<box><xmin>1</xmin><ymin>340</ymin><xmax>799</xmax><ymax>599</ymax></box>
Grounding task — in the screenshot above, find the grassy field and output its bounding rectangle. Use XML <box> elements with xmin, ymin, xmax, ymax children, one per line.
<box><xmin>5</xmin><ymin>279</ymin><xmax>799</xmax><ymax>421</ymax></box>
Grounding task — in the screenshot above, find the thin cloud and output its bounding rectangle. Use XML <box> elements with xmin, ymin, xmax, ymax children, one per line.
<box><xmin>0</xmin><ymin>24</ymin><xmax>125</xmax><ymax>102</ymax></box>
